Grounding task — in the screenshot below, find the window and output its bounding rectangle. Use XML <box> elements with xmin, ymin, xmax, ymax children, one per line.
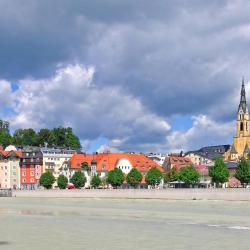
<box><xmin>5</xmin><ymin>166</ymin><xmax>7</xmax><ymax>169</ymax></box>
<box><xmin>13</xmin><ymin>172</ymin><xmax>16</xmax><ymax>175</ymax></box>
<box><xmin>240</xmin><ymin>122</ymin><xmax>244</xmax><ymax>131</ymax></box>
<box><xmin>5</xmin><ymin>172</ymin><xmax>7</xmax><ymax>176</ymax></box>
<box><xmin>13</xmin><ymin>179</ymin><xmax>16</xmax><ymax>182</ymax></box>
<box><xmin>30</xmin><ymin>178</ymin><xmax>34</xmax><ymax>182</ymax></box>
<box><xmin>30</xmin><ymin>171</ymin><xmax>34</xmax><ymax>176</ymax></box>
<box><xmin>23</xmin><ymin>178</ymin><xmax>26</xmax><ymax>182</ymax></box>
<box><xmin>26</xmin><ymin>153</ymin><xmax>29</xmax><ymax>156</ymax></box>
<box><xmin>13</xmin><ymin>166</ymin><xmax>16</xmax><ymax>169</ymax></box>
<box><xmin>22</xmin><ymin>172</ymin><xmax>26</xmax><ymax>176</ymax></box>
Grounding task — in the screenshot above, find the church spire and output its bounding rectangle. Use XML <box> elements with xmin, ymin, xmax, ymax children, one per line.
<box><xmin>238</xmin><ymin>77</ymin><xmax>247</xmax><ymax>113</ymax></box>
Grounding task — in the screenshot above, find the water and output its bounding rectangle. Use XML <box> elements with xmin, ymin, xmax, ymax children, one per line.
<box><xmin>0</xmin><ymin>198</ymin><xmax>250</xmax><ymax>250</ymax></box>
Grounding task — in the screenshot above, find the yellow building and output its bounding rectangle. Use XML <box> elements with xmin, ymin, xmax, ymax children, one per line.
<box><xmin>41</xmin><ymin>146</ymin><xmax>77</xmax><ymax>187</ymax></box>
<box><xmin>225</xmin><ymin>79</ymin><xmax>250</xmax><ymax>160</ymax></box>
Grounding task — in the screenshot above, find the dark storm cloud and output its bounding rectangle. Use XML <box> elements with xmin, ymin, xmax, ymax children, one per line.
<box><xmin>0</xmin><ymin>0</ymin><xmax>249</xmax><ymax>151</ymax></box>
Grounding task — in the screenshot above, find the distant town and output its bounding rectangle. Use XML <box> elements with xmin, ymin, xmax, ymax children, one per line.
<box><xmin>1</xmin><ymin>80</ymin><xmax>250</xmax><ymax>190</ymax></box>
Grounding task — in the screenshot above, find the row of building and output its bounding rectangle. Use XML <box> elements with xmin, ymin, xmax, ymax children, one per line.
<box><xmin>0</xmin><ymin>145</ymin><xmax>76</xmax><ymax>189</ymax></box>
<box><xmin>0</xmin><ymin>145</ymin><xmax>166</xmax><ymax>189</ymax></box>
<box><xmin>0</xmin><ymin>141</ymin><xmax>240</xmax><ymax>189</ymax></box>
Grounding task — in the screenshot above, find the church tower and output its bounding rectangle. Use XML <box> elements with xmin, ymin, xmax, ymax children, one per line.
<box><xmin>225</xmin><ymin>78</ymin><xmax>250</xmax><ymax>160</ymax></box>
<box><xmin>236</xmin><ymin>79</ymin><xmax>249</xmax><ymax>137</ymax></box>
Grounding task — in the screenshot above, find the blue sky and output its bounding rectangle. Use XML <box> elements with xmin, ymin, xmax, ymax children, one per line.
<box><xmin>0</xmin><ymin>0</ymin><xmax>249</xmax><ymax>153</ymax></box>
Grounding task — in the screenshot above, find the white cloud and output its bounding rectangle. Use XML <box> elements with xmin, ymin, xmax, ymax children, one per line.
<box><xmin>166</xmin><ymin>115</ymin><xmax>234</xmax><ymax>152</ymax></box>
<box><xmin>10</xmin><ymin>64</ymin><xmax>170</xmax><ymax>151</ymax></box>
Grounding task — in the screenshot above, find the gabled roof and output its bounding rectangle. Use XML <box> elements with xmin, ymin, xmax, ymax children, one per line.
<box><xmin>165</xmin><ymin>156</ymin><xmax>192</xmax><ymax>170</ymax></box>
<box><xmin>0</xmin><ymin>149</ymin><xmax>22</xmax><ymax>158</ymax></box>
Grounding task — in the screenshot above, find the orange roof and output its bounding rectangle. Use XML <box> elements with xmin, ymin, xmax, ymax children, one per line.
<box><xmin>0</xmin><ymin>150</ymin><xmax>22</xmax><ymax>158</ymax></box>
<box><xmin>69</xmin><ymin>153</ymin><xmax>163</xmax><ymax>172</ymax></box>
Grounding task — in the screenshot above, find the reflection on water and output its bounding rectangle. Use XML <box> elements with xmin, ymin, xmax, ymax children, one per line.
<box><xmin>0</xmin><ymin>198</ymin><xmax>250</xmax><ymax>250</ymax></box>
<box><xmin>0</xmin><ymin>241</ymin><xmax>11</xmax><ymax>245</ymax></box>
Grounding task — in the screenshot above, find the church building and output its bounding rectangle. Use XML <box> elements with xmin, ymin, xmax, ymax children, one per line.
<box><xmin>225</xmin><ymin>79</ymin><xmax>250</xmax><ymax>160</ymax></box>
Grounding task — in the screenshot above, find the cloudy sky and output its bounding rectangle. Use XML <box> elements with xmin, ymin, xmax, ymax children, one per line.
<box><xmin>0</xmin><ymin>0</ymin><xmax>250</xmax><ymax>153</ymax></box>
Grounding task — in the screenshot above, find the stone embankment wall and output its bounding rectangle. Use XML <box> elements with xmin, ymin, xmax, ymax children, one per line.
<box><xmin>0</xmin><ymin>189</ymin><xmax>12</xmax><ymax>197</ymax></box>
<box><xmin>12</xmin><ymin>189</ymin><xmax>250</xmax><ymax>201</ymax></box>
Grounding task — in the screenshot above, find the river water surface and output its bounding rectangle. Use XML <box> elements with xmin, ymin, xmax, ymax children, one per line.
<box><xmin>0</xmin><ymin>198</ymin><xmax>250</xmax><ymax>250</ymax></box>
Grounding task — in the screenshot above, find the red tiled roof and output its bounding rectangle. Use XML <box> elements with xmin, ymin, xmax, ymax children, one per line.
<box><xmin>166</xmin><ymin>156</ymin><xmax>193</xmax><ymax>170</ymax></box>
<box><xmin>69</xmin><ymin>153</ymin><xmax>163</xmax><ymax>173</ymax></box>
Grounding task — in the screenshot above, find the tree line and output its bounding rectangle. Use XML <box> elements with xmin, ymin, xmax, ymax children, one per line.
<box><xmin>39</xmin><ymin>166</ymin><xmax>163</xmax><ymax>189</ymax></box>
<box><xmin>0</xmin><ymin>127</ymin><xmax>81</xmax><ymax>149</ymax></box>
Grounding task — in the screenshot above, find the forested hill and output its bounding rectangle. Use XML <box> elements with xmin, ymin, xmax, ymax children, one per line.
<box><xmin>0</xmin><ymin>127</ymin><xmax>81</xmax><ymax>149</ymax></box>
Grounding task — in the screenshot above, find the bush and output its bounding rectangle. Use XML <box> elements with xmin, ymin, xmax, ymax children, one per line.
<box><xmin>91</xmin><ymin>174</ymin><xmax>102</xmax><ymax>188</ymax></box>
<box><xmin>126</xmin><ymin>168</ymin><xmax>143</xmax><ymax>187</ymax></box>
<box><xmin>57</xmin><ymin>174</ymin><xmax>68</xmax><ymax>189</ymax></box>
<box><xmin>107</xmin><ymin>168</ymin><xmax>125</xmax><ymax>188</ymax></box>
<box><xmin>39</xmin><ymin>171</ymin><xmax>55</xmax><ymax>189</ymax></box>
<box><xmin>145</xmin><ymin>167</ymin><xmax>162</xmax><ymax>188</ymax></box>
<box><xmin>70</xmin><ymin>170</ymin><xmax>86</xmax><ymax>188</ymax></box>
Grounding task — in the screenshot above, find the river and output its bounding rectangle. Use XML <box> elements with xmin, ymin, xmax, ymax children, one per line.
<box><xmin>0</xmin><ymin>198</ymin><xmax>250</xmax><ymax>249</ymax></box>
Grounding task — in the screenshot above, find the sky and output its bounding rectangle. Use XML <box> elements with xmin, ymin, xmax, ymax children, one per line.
<box><xmin>0</xmin><ymin>0</ymin><xmax>250</xmax><ymax>153</ymax></box>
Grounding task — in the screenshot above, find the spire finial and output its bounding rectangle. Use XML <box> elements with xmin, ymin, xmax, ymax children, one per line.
<box><xmin>242</xmin><ymin>76</ymin><xmax>245</xmax><ymax>85</ymax></box>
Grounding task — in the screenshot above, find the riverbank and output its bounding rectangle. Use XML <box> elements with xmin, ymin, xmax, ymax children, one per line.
<box><xmin>11</xmin><ymin>188</ymin><xmax>250</xmax><ymax>201</ymax></box>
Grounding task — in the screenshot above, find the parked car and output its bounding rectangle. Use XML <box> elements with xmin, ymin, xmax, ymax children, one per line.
<box><xmin>67</xmin><ymin>183</ymin><xmax>75</xmax><ymax>189</ymax></box>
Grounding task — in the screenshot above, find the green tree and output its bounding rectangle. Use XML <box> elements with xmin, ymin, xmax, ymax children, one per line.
<box><xmin>247</xmin><ymin>152</ymin><xmax>250</xmax><ymax>160</ymax></box>
<box><xmin>235</xmin><ymin>158</ymin><xmax>250</xmax><ymax>187</ymax></box>
<box><xmin>107</xmin><ymin>168</ymin><xmax>125</xmax><ymax>188</ymax></box>
<box><xmin>57</xmin><ymin>174</ymin><xmax>68</xmax><ymax>189</ymax></box>
<box><xmin>178</xmin><ymin>166</ymin><xmax>199</xmax><ymax>186</ymax></box>
<box><xmin>126</xmin><ymin>168</ymin><xmax>143</xmax><ymax>187</ymax></box>
<box><xmin>48</xmin><ymin>127</ymin><xmax>81</xmax><ymax>149</ymax></box>
<box><xmin>39</xmin><ymin>171</ymin><xmax>55</xmax><ymax>189</ymax></box>
<box><xmin>0</xmin><ymin>130</ymin><xmax>13</xmax><ymax>148</ymax></box>
<box><xmin>164</xmin><ymin>167</ymin><xmax>178</xmax><ymax>183</ymax></box>
<box><xmin>37</xmin><ymin>128</ymin><xmax>51</xmax><ymax>146</ymax></box>
<box><xmin>70</xmin><ymin>170</ymin><xmax>86</xmax><ymax>188</ymax></box>
<box><xmin>13</xmin><ymin>128</ymin><xmax>38</xmax><ymax>146</ymax></box>
<box><xmin>91</xmin><ymin>174</ymin><xmax>102</xmax><ymax>188</ymax></box>
<box><xmin>209</xmin><ymin>158</ymin><xmax>229</xmax><ymax>187</ymax></box>
<box><xmin>64</xmin><ymin>127</ymin><xmax>81</xmax><ymax>149</ymax></box>
<box><xmin>145</xmin><ymin>167</ymin><xmax>163</xmax><ymax>188</ymax></box>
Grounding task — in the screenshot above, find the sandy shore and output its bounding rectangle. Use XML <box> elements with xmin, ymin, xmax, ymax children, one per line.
<box><xmin>11</xmin><ymin>188</ymin><xmax>250</xmax><ymax>201</ymax></box>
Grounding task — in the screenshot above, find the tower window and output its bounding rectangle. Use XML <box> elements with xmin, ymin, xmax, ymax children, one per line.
<box><xmin>240</xmin><ymin>122</ymin><xmax>244</xmax><ymax>131</ymax></box>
